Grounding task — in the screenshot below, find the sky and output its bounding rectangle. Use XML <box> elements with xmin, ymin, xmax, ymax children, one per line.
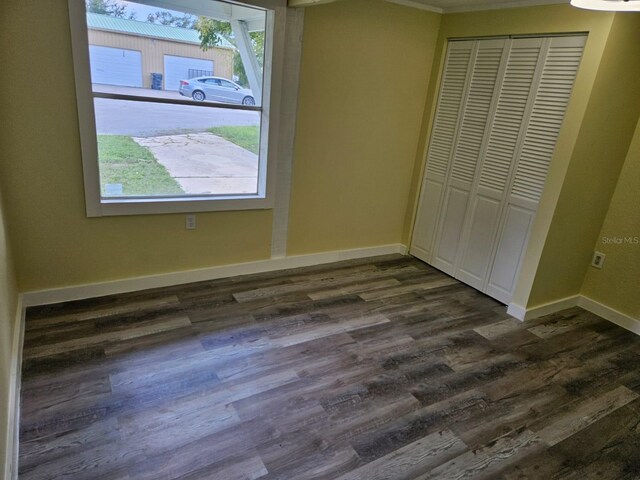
<box><xmin>115</xmin><ymin>1</ymin><xmax>191</xmax><ymax>20</ymax></box>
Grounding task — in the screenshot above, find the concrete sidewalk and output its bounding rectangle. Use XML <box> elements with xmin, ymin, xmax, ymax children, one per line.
<box><xmin>134</xmin><ymin>133</ymin><xmax>258</xmax><ymax>195</ymax></box>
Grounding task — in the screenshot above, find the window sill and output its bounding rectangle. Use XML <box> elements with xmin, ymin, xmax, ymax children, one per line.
<box><xmin>88</xmin><ymin>194</ymin><xmax>274</xmax><ymax>217</ymax></box>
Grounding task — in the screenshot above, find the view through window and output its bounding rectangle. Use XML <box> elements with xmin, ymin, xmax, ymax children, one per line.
<box><xmin>84</xmin><ymin>0</ymin><xmax>267</xmax><ymax>199</ymax></box>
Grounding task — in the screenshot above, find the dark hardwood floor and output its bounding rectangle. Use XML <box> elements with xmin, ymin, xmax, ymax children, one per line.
<box><xmin>18</xmin><ymin>255</ymin><xmax>640</xmax><ymax>479</ymax></box>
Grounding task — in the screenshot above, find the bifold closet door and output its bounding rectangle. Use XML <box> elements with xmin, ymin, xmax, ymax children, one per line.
<box><xmin>410</xmin><ymin>41</ymin><xmax>476</xmax><ymax>266</ymax></box>
<box><xmin>484</xmin><ymin>35</ymin><xmax>586</xmax><ymax>302</ymax></box>
<box><xmin>411</xmin><ymin>35</ymin><xmax>585</xmax><ymax>304</ymax></box>
<box><xmin>430</xmin><ymin>39</ymin><xmax>508</xmax><ymax>277</ymax></box>
<box><xmin>411</xmin><ymin>39</ymin><xmax>507</xmax><ymax>271</ymax></box>
<box><xmin>456</xmin><ymin>37</ymin><xmax>546</xmax><ymax>291</ymax></box>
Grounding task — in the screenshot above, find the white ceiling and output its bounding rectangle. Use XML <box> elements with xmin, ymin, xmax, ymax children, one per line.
<box><xmin>385</xmin><ymin>0</ymin><xmax>569</xmax><ymax>13</ymax></box>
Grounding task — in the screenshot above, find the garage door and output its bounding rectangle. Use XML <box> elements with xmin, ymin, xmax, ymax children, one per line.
<box><xmin>89</xmin><ymin>45</ymin><xmax>142</xmax><ymax>87</ymax></box>
<box><xmin>164</xmin><ymin>55</ymin><xmax>214</xmax><ymax>91</ymax></box>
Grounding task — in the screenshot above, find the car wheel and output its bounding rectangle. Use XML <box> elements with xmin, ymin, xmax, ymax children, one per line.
<box><xmin>242</xmin><ymin>96</ymin><xmax>255</xmax><ymax>106</ymax></box>
<box><xmin>192</xmin><ymin>90</ymin><xmax>206</xmax><ymax>102</ymax></box>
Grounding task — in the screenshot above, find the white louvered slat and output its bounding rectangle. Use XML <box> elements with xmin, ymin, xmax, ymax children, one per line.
<box><xmin>511</xmin><ymin>37</ymin><xmax>586</xmax><ymax>203</ymax></box>
<box><xmin>449</xmin><ymin>43</ymin><xmax>505</xmax><ymax>185</ymax></box>
<box><xmin>478</xmin><ymin>40</ymin><xmax>543</xmax><ymax>194</ymax></box>
<box><xmin>425</xmin><ymin>43</ymin><xmax>473</xmax><ymax>179</ymax></box>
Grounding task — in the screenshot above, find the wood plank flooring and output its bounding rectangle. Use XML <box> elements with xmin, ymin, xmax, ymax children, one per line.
<box><xmin>18</xmin><ymin>255</ymin><xmax>640</xmax><ymax>479</ymax></box>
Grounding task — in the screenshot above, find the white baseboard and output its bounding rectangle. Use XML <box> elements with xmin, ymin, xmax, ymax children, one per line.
<box><xmin>507</xmin><ymin>295</ymin><xmax>580</xmax><ymax>321</ymax></box>
<box><xmin>508</xmin><ymin>294</ymin><xmax>640</xmax><ymax>336</ymax></box>
<box><xmin>577</xmin><ymin>296</ymin><xmax>640</xmax><ymax>336</ymax></box>
<box><xmin>506</xmin><ymin>303</ymin><xmax>527</xmax><ymax>321</ymax></box>
<box><xmin>5</xmin><ymin>295</ymin><xmax>25</xmax><ymax>480</ymax></box>
<box><xmin>23</xmin><ymin>244</ymin><xmax>408</xmax><ymax>307</ymax></box>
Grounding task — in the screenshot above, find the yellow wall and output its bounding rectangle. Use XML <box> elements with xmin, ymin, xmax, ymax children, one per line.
<box><xmin>527</xmin><ymin>13</ymin><xmax>640</xmax><ymax>307</ymax></box>
<box><xmin>0</xmin><ymin>0</ymin><xmax>637</xmax><ymax>322</ymax></box>
<box><xmin>88</xmin><ymin>30</ymin><xmax>234</xmax><ymax>88</ymax></box>
<box><xmin>581</xmin><ymin>116</ymin><xmax>640</xmax><ymax>318</ymax></box>
<box><xmin>0</xmin><ymin>183</ymin><xmax>19</xmax><ymax>477</ymax></box>
<box><xmin>287</xmin><ymin>0</ymin><xmax>441</xmax><ymax>254</ymax></box>
<box><xmin>0</xmin><ymin>0</ymin><xmax>440</xmax><ymax>291</ymax></box>
<box><xmin>0</xmin><ymin>0</ymin><xmax>273</xmax><ymax>291</ymax></box>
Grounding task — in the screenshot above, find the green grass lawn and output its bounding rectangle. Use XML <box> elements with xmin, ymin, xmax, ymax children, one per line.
<box><xmin>97</xmin><ymin>135</ymin><xmax>183</xmax><ymax>196</ymax></box>
<box><xmin>208</xmin><ymin>126</ymin><xmax>260</xmax><ymax>155</ymax></box>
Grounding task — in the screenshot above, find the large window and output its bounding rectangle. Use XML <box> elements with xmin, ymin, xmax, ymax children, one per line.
<box><xmin>69</xmin><ymin>0</ymin><xmax>284</xmax><ymax>216</ymax></box>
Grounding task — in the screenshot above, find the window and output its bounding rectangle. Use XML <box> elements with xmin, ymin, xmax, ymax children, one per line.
<box><xmin>69</xmin><ymin>0</ymin><xmax>287</xmax><ymax>216</ymax></box>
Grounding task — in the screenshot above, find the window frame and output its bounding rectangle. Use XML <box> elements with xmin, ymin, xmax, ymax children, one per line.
<box><xmin>68</xmin><ymin>0</ymin><xmax>287</xmax><ymax>216</ymax></box>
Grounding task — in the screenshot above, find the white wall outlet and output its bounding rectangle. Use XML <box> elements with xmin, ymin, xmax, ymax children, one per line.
<box><xmin>185</xmin><ymin>214</ymin><xmax>196</xmax><ymax>230</ymax></box>
<box><xmin>591</xmin><ymin>251</ymin><xmax>605</xmax><ymax>269</ymax></box>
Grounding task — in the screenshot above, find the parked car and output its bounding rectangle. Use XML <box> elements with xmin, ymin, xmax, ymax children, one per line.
<box><xmin>179</xmin><ymin>76</ymin><xmax>255</xmax><ymax>105</ymax></box>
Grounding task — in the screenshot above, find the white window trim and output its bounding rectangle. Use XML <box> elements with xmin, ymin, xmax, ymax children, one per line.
<box><xmin>68</xmin><ymin>0</ymin><xmax>292</xmax><ymax>217</ymax></box>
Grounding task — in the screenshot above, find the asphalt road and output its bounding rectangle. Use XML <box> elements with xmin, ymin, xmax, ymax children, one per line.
<box><xmin>94</xmin><ymin>98</ymin><xmax>260</xmax><ymax>137</ymax></box>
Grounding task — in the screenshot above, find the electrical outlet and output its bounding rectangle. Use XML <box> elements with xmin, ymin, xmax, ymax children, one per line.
<box><xmin>591</xmin><ymin>251</ymin><xmax>605</xmax><ymax>269</ymax></box>
<box><xmin>185</xmin><ymin>214</ymin><xmax>196</xmax><ymax>230</ymax></box>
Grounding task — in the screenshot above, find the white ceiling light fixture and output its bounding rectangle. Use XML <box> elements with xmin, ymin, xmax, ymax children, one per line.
<box><xmin>570</xmin><ymin>0</ymin><xmax>640</xmax><ymax>11</ymax></box>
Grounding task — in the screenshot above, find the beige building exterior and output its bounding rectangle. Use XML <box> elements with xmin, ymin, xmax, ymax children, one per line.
<box><xmin>87</xmin><ymin>15</ymin><xmax>234</xmax><ymax>90</ymax></box>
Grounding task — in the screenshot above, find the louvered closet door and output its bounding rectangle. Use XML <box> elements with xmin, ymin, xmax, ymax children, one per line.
<box><xmin>485</xmin><ymin>35</ymin><xmax>587</xmax><ymax>302</ymax></box>
<box><xmin>430</xmin><ymin>39</ymin><xmax>508</xmax><ymax>276</ymax></box>
<box><xmin>411</xmin><ymin>35</ymin><xmax>585</xmax><ymax>305</ymax></box>
<box><xmin>455</xmin><ymin>38</ymin><xmax>545</xmax><ymax>290</ymax></box>
<box><xmin>410</xmin><ymin>41</ymin><xmax>474</xmax><ymax>263</ymax></box>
